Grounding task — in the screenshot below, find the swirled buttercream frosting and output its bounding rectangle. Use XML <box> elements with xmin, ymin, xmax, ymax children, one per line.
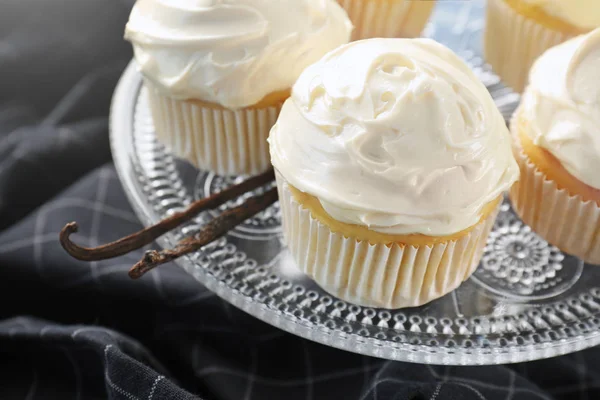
<box><xmin>125</xmin><ymin>0</ymin><xmax>352</xmax><ymax>108</ymax></box>
<box><xmin>269</xmin><ymin>38</ymin><xmax>519</xmax><ymax>236</ymax></box>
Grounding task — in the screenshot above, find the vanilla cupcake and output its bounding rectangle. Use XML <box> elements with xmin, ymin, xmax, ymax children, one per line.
<box><xmin>510</xmin><ymin>28</ymin><xmax>600</xmax><ymax>264</ymax></box>
<box><xmin>269</xmin><ymin>38</ymin><xmax>519</xmax><ymax>309</ymax></box>
<box><xmin>485</xmin><ymin>0</ymin><xmax>599</xmax><ymax>93</ymax></box>
<box><xmin>338</xmin><ymin>0</ymin><xmax>435</xmax><ymax>40</ymax></box>
<box><xmin>125</xmin><ymin>0</ymin><xmax>352</xmax><ymax>176</ymax></box>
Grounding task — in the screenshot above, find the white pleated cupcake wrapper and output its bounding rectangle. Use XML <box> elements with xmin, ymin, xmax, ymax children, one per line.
<box><xmin>338</xmin><ymin>0</ymin><xmax>435</xmax><ymax>41</ymax></box>
<box><xmin>276</xmin><ymin>174</ymin><xmax>499</xmax><ymax>309</ymax></box>
<box><xmin>146</xmin><ymin>84</ymin><xmax>280</xmax><ymax>177</ymax></box>
<box><xmin>509</xmin><ymin>111</ymin><xmax>600</xmax><ymax>265</ymax></box>
<box><xmin>484</xmin><ymin>0</ymin><xmax>576</xmax><ymax>93</ymax></box>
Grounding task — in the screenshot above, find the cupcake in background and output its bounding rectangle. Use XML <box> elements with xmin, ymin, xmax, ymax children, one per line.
<box><xmin>485</xmin><ymin>0</ymin><xmax>599</xmax><ymax>93</ymax></box>
<box><xmin>269</xmin><ymin>38</ymin><xmax>519</xmax><ymax>309</ymax></box>
<box><xmin>125</xmin><ymin>0</ymin><xmax>352</xmax><ymax>176</ymax></box>
<box><xmin>510</xmin><ymin>28</ymin><xmax>600</xmax><ymax>264</ymax></box>
<box><xmin>338</xmin><ymin>0</ymin><xmax>435</xmax><ymax>40</ymax></box>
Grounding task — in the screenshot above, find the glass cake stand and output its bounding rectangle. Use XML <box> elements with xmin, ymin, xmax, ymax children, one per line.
<box><xmin>110</xmin><ymin>1</ymin><xmax>600</xmax><ymax>365</ymax></box>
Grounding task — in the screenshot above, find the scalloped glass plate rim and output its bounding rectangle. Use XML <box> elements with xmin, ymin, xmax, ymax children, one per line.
<box><xmin>110</xmin><ymin>61</ymin><xmax>600</xmax><ymax>366</ymax></box>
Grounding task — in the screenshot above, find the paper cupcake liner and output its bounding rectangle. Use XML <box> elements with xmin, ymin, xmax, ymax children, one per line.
<box><xmin>276</xmin><ymin>174</ymin><xmax>499</xmax><ymax>309</ymax></box>
<box><xmin>484</xmin><ymin>0</ymin><xmax>577</xmax><ymax>93</ymax></box>
<box><xmin>509</xmin><ymin>112</ymin><xmax>600</xmax><ymax>265</ymax></box>
<box><xmin>146</xmin><ymin>83</ymin><xmax>281</xmax><ymax>177</ymax></box>
<box><xmin>338</xmin><ymin>0</ymin><xmax>435</xmax><ymax>41</ymax></box>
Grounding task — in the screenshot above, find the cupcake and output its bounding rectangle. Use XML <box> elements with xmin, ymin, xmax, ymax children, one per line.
<box><xmin>269</xmin><ymin>38</ymin><xmax>519</xmax><ymax>309</ymax></box>
<box><xmin>338</xmin><ymin>0</ymin><xmax>435</xmax><ymax>40</ymax></box>
<box><xmin>125</xmin><ymin>0</ymin><xmax>352</xmax><ymax>176</ymax></box>
<box><xmin>510</xmin><ymin>28</ymin><xmax>600</xmax><ymax>264</ymax></box>
<box><xmin>485</xmin><ymin>0</ymin><xmax>599</xmax><ymax>93</ymax></box>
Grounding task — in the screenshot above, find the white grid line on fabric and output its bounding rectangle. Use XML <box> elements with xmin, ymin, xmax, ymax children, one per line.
<box><xmin>58</xmin><ymin>126</ymin><xmax>73</xmax><ymax>143</ymax></box>
<box><xmin>0</xmin><ymin>233</ymin><xmax>58</xmax><ymax>253</ymax></box>
<box><xmin>0</xmin><ymin>124</ymin><xmax>34</xmax><ymax>152</ymax></box>
<box><xmin>90</xmin><ymin>168</ymin><xmax>113</xmax><ymax>284</ymax></box>
<box><xmin>360</xmin><ymin>354</ymin><xmax>378</xmax><ymax>399</ymax></box>
<box><xmin>169</xmin><ymin>291</ymin><xmax>218</xmax><ymax>307</ymax></box>
<box><xmin>104</xmin><ymin>345</ymin><xmax>140</xmax><ymax>400</ymax></box>
<box><xmin>365</xmin><ymin>377</ymin><xmax>491</xmax><ymax>400</ymax></box>
<box><xmin>41</xmin><ymin>196</ymin><xmax>139</xmax><ymax>225</ymax></box>
<box><xmin>194</xmin><ymin>363</ymin><xmax>383</xmax><ymax>387</ymax></box>
<box><xmin>243</xmin><ymin>346</ymin><xmax>258</xmax><ymax>400</ymax></box>
<box><xmin>31</xmin><ymin>194</ymin><xmax>139</xmax><ymax>279</ymax></box>
<box><xmin>4</xmin><ymin>203</ymin><xmax>143</xmax><ymax>288</ymax></box>
<box><xmin>359</xmin><ymin>360</ymin><xmax>393</xmax><ymax>400</ymax></box>
<box><xmin>0</xmin><ymin>233</ymin><xmax>137</xmax><ymax>260</ymax></box>
<box><xmin>156</xmin><ymin>325</ymin><xmax>284</xmax><ymax>341</ymax></box>
<box><xmin>576</xmin><ymin>352</ymin><xmax>591</xmax><ymax>400</ymax></box>
<box><xmin>42</xmin><ymin>63</ymin><xmax>124</xmax><ymax>126</ymax></box>
<box><xmin>24</xmin><ymin>363</ymin><xmax>38</xmax><ymax>400</ymax></box>
<box><xmin>106</xmin><ymin>377</ymin><xmax>140</xmax><ymax>400</ymax></box>
<box><xmin>60</xmin><ymin>264</ymin><xmax>139</xmax><ymax>289</ymax></box>
<box><xmin>122</xmin><ymin>250</ymin><xmax>150</xmax><ymax>262</ymax></box>
<box><xmin>360</xmin><ymin>356</ymin><xmax>369</xmax><ymax>398</ymax></box>
<box><xmin>364</xmin><ymin>377</ymin><xmax>444</xmax><ymax>396</ymax></box>
<box><xmin>454</xmin><ymin>382</ymin><xmax>487</xmax><ymax>400</ymax></box>
<box><xmin>62</xmin><ymin>346</ymin><xmax>83</xmax><ymax>400</ymax></box>
<box><xmin>506</xmin><ymin>369</ymin><xmax>516</xmax><ymax>400</ymax></box>
<box><xmin>8</xmin><ymin>166</ymin><xmax>150</xmax><ymax>288</ymax></box>
<box><xmin>430</xmin><ymin>382</ymin><xmax>443</xmax><ymax>400</ymax></box>
<box><xmin>426</xmin><ymin>365</ymin><xmax>553</xmax><ymax>400</ymax></box>
<box><xmin>220</xmin><ymin>297</ymin><xmax>237</xmax><ymax>325</ymax></box>
<box><xmin>149</xmin><ymin>264</ymin><xmax>169</xmax><ymax>303</ymax></box>
<box><xmin>75</xmin><ymin>197</ymin><xmax>139</xmax><ymax>222</ymax></box>
<box><xmin>559</xmin><ymin>353</ymin><xmax>600</xmax><ymax>382</ymax></box>
<box><xmin>0</xmin><ymin>151</ymin><xmax>23</xmax><ymax>177</ymax></box>
<box><xmin>442</xmin><ymin>366</ymin><xmax>451</xmax><ymax>382</ymax></box>
<box><xmin>301</xmin><ymin>341</ymin><xmax>314</xmax><ymax>400</ymax></box>
<box><xmin>33</xmin><ymin>195</ymin><xmax>49</xmax><ymax>276</ymax></box>
<box><xmin>0</xmin><ymin>132</ymin><xmax>23</xmax><ymax>174</ymax></box>
<box><xmin>147</xmin><ymin>375</ymin><xmax>163</xmax><ymax>400</ymax></box>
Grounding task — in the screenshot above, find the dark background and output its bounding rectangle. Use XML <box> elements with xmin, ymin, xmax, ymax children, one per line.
<box><xmin>1</xmin><ymin>1</ymin><xmax>600</xmax><ymax>399</ymax></box>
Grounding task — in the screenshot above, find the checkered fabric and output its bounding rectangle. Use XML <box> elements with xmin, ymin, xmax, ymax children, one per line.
<box><xmin>1</xmin><ymin>0</ymin><xmax>600</xmax><ymax>399</ymax></box>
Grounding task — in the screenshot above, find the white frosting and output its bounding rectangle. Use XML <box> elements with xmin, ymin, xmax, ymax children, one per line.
<box><xmin>269</xmin><ymin>38</ymin><xmax>519</xmax><ymax>236</ymax></box>
<box><xmin>520</xmin><ymin>0</ymin><xmax>600</xmax><ymax>30</ymax></box>
<box><xmin>522</xmin><ymin>28</ymin><xmax>600</xmax><ymax>189</ymax></box>
<box><xmin>124</xmin><ymin>0</ymin><xmax>352</xmax><ymax>108</ymax></box>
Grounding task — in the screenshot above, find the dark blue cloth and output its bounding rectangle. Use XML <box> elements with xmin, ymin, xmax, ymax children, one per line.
<box><xmin>1</xmin><ymin>1</ymin><xmax>600</xmax><ymax>399</ymax></box>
